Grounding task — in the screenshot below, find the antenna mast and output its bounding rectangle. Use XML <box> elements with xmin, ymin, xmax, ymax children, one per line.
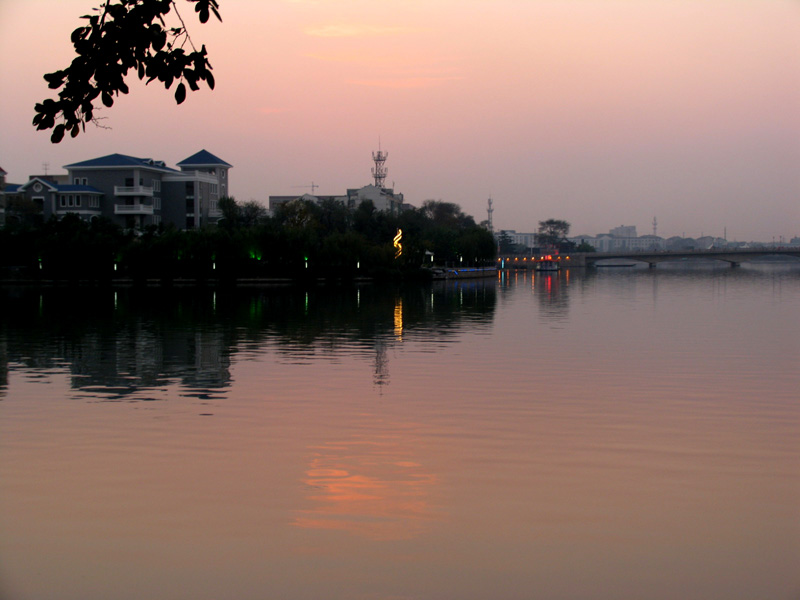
<box><xmin>372</xmin><ymin>142</ymin><xmax>388</xmax><ymax>188</ymax></box>
<box><xmin>652</xmin><ymin>216</ymin><xmax>658</xmax><ymax>237</ymax></box>
<box><xmin>487</xmin><ymin>197</ymin><xmax>494</xmax><ymax>232</ymax></box>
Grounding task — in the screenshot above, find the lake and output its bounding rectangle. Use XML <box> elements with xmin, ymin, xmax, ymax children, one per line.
<box><xmin>1</xmin><ymin>263</ymin><xmax>798</xmax><ymax>600</ymax></box>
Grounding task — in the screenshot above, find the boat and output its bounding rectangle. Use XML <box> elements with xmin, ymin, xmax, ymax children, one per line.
<box><xmin>429</xmin><ymin>266</ymin><xmax>497</xmax><ymax>280</ymax></box>
<box><xmin>534</xmin><ymin>260</ymin><xmax>560</xmax><ymax>272</ymax></box>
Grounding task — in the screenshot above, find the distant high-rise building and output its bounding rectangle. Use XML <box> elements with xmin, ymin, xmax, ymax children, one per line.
<box><xmin>610</xmin><ymin>225</ymin><xmax>637</xmax><ymax>238</ymax></box>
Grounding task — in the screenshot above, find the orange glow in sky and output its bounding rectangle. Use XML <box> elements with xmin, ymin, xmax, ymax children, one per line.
<box><xmin>0</xmin><ymin>0</ymin><xmax>798</xmax><ymax>240</ymax></box>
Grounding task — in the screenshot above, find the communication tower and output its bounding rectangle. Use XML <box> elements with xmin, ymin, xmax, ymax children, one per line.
<box><xmin>487</xmin><ymin>197</ymin><xmax>494</xmax><ymax>232</ymax></box>
<box><xmin>372</xmin><ymin>145</ymin><xmax>388</xmax><ymax>188</ymax></box>
<box><xmin>652</xmin><ymin>216</ymin><xmax>658</xmax><ymax>237</ymax></box>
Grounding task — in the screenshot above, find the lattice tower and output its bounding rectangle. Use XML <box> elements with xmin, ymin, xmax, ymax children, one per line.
<box><xmin>372</xmin><ymin>148</ymin><xmax>388</xmax><ymax>188</ymax></box>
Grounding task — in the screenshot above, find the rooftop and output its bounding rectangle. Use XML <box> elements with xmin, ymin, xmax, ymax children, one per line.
<box><xmin>64</xmin><ymin>154</ymin><xmax>175</xmax><ymax>171</ymax></box>
<box><xmin>177</xmin><ymin>150</ymin><xmax>232</xmax><ymax>168</ymax></box>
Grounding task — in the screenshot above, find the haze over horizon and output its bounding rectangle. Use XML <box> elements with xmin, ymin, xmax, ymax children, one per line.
<box><xmin>1</xmin><ymin>0</ymin><xmax>798</xmax><ymax>242</ymax></box>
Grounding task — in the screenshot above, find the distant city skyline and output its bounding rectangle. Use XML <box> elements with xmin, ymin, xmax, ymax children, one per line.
<box><xmin>1</xmin><ymin>0</ymin><xmax>798</xmax><ymax>241</ymax></box>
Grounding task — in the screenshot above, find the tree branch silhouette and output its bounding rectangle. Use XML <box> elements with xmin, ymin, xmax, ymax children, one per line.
<box><xmin>33</xmin><ymin>0</ymin><xmax>221</xmax><ymax>143</ymax></box>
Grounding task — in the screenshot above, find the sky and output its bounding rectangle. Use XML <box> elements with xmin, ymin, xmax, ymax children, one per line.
<box><xmin>0</xmin><ymin>0</ymin><xmax>798</xmax><ymax>241</ymax></box>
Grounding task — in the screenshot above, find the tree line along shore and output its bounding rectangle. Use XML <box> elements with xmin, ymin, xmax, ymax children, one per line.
<box><xmin>0</xmin><ymin>197</ymin><xmax>496</xmax><ymax>283</ymax></box>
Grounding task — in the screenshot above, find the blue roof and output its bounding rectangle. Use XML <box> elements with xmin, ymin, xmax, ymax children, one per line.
<box><xmin>64</xmin><ymin>153</ymin><xmax>175</xmax><ymax>170</ymax></box>
<box><xmin>4</xmin><ymin>183</ymin><xmax>20</xmax><ymax>193</ymax></box>
<box><xmin>177</xmin><ymin>149</ymin><xmax>232</xmax><ymax>168</ymax></box>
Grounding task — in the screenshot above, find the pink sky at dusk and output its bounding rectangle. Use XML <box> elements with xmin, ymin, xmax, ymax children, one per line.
<box><xmin>1</xmin><ymin>0</ymin><xmax>798</xmax><ymax>241</ymax></box>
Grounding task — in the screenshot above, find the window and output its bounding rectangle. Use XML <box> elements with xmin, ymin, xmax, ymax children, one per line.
<box><xmin>186</xmin><ymin>217</ymin><xmax>195</xmax><ymax>229</ymax></box>
<box><xmin>210</xmin><ymin>200</ymin><xmax>217</xmax><ymax>213</ymax></box>
<box><xmin>153</xmin><ymin>180</ymin><xmax>161</xmax><ymax>192</ymax></box>
<box><xmin>186</xmin><ymin>198</ymin><xmax>195</xmax><ymax>213</ymax></box>
<box><xmin>154</xmin><ymin>197</ymin><xmax>161</xmax><ymax>210</ymax></box>
<box><xmin>60</xmin><ymin>195</ymin><xmax>67</xmax><ymax>207</ymax></box>
<box><xmin>210</xmin><ymin>184</ymin><xmax>218</xmax><ymax>194</ymax></box>
<box><xmin>82</xmin><ymin>177</ymin><xmax>88</xmax><ymax>185</ymax></box>
<box><xmin>221</xmin><ymin>170</ymin><xmax>226</xmax><ymax>179</ymax></box>
<box><xmin>125</xmin><ymin>178</ymin><xmax>134</xmax><ymax>187</ymax></box>
<box><xmin>68</xmin><ymin>195</ymin><xmax>74</xmax><ymax>207</ymax></box>
<box><xmin>185</xmin><ymin>182</ymin><xmax>194</xmax><ymax>195</ymax></box>
<box><xmin>75</xmin><ymin>195</ymin><xmax>81</xmax><ymax>207</ymax></box>
<box><xmin>153</xmin><ymin>215</ymin><xmax>161</xmax><ymax>225</ymax></box>
<box><xmin>89</xmin><ymin>197</ymin><xmax>100</xmax><ymax>208</ymax></box>
<box><xmin>74</xmin><ymin>177</ymin><xmax>80</xmax><ymax>185</ymax></box>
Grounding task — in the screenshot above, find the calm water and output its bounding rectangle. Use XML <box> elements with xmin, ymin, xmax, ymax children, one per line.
<box><xmin>1</xmin><ymin>264</ymin><xmax>798</xmax><ymax>600</ymax></box>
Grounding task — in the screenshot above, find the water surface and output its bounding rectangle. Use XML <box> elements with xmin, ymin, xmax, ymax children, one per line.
<box><xmin>1</xmin><ymin>264</ymin><xmax>798</xmax><ymax>600</ymax></box>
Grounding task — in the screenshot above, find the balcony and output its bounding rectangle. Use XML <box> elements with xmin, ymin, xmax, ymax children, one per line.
<box><xmin>114</xmin><ymin>185</ymin><xmax>154</xmax><ymax>197</ymax></box>
<box><xmin>115</xmin><ymin>203</ymin><xmax>154</xmax><ymax>215</ymax></box>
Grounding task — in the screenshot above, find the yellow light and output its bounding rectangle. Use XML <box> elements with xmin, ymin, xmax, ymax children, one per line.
<box><xmin>393</xmin><ymin>229</ymin><xmax>403</xmax><ymax>258</ymax></box>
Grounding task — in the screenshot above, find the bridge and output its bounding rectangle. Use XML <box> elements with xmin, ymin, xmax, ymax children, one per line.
<box><xmin>499</xmin><ymin>248</ymin><xmax>800</xmax><ymax>269</ymax></box>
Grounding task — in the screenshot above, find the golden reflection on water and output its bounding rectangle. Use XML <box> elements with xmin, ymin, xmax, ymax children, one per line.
<box><xmin>393</xmin><ymin>297</ymin><xmax>403</xmax><ymax>340</ymax></box>
<box><xmin>293</xmin><ymin>426</ymin><xmax>438</xmax><ymax>540</ymax></box>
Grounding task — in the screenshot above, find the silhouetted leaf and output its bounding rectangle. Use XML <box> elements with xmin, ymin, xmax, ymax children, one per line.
<box><xmin>51</xmin><ymin>124</ymin><xmax>66</xmax><ymax>143</ymax></box>
<box><xmin>175</xmin><ymin>82</ymin><xmax>186</xmax><ymax>104</ymax></box>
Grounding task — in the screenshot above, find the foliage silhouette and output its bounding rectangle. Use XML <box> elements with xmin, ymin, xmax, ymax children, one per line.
<box><xmin>33</xmin><ymin>0</ymin><xmax>221</xmax><ymax>142</ymax></box>
<box><xmin>1</xmin><ymin>199</ymin><xmax>495</xmax><ymax>281</ymax></box>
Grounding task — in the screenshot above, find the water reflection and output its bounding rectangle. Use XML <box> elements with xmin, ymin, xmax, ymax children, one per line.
<box><xmin>532</xmin><ymin>269</ymin><xmax>572</xmax><ymax>322</ymax></box>
<box><xmin>0</xmin><ymin>280</ymin><xmax>496</xmax><ymax>399</ymax></box>
<box><xmin>294</xmin><ymin>422</ymin><xmax>438</xmax><ymax>540</ymax></box>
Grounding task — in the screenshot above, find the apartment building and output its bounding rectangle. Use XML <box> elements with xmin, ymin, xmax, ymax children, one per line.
<box><xmin>4</xmin><ymin>150</ymin><xmax>231</xmax><ymax>230</ymax></box>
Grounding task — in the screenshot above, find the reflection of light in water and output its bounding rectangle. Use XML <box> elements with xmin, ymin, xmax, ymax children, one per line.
<box><xmin>294</xmin><ymin>431</ymin><xmax>438</xmax><ymax>540</ymax></box>
<box><xmin>393</xmin><ymin>298</ymin><xmax>403</xmax><ymax>340</ymax></box>
<box><xmin>373</xmin><ymin>341</ymin><xmax>389</xmax><ymax>387</ymax></box>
